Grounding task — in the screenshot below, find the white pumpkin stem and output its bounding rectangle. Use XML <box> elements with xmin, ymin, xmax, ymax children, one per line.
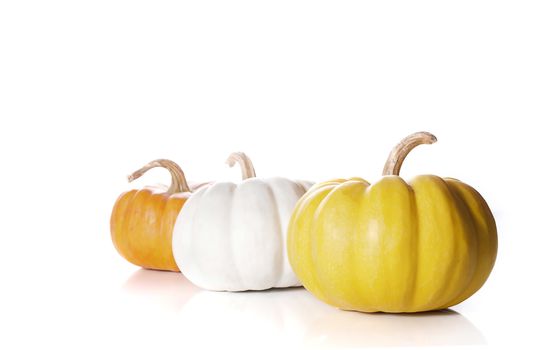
<box><xmin>226</xmin><ymin>152</ymin><xmax>256</xmax><ymax>180</ymax></box>
<box><xmin>382</xmin><ymin>132</ymin><xmax>437</xmax><ymax>176</ymax></box>
<box><xmin>128</xmin><ymin>159</ymin><xmax>190</xmax><ymax>194</ymax></box>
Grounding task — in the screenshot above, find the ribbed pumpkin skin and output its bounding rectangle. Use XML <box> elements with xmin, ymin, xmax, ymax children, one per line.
<box><xmin>173</xmin><ymin>177</ymin><xmax>313</xmax><ymax>291</ymax></box>
<box><xmin>287</xmin><ymin>175</ymin><xmax>498</xmax><ymax>313</ymax></box>
<box><xmin>111</xmin><ymin>187</ymin><xmax>189</xmax><ymax>272</ymax></box>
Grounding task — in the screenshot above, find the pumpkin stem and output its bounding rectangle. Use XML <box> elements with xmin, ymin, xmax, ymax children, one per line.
<box><xmin>128</xmin><ymin>159</ymin><xmax>190</xmax><ymax>194</ymax></box>
<box><xmin>226</xmin><ymin>152</ymin><xmax>256</xmax><ymax>180</ymax></box>
<box><xmin>382</xmin><ymin>132</ymin><xmax>437</xmax><ymax>176</ymax></box>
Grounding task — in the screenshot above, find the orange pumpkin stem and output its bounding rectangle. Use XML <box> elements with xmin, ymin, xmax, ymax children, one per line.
<box><xmin>382</xmin><ymin>132</ymin><xmax>437</xmax><ymax>176</ymax></box>
<box><xmin>128</xmin><ymin>159</ymin><xmax>190</xmax><ymax>194</ymax></box>
<box><xmin>226</xmin><ymin>152</ymin><xmax>256</xmax><ymax>180</ymax></box>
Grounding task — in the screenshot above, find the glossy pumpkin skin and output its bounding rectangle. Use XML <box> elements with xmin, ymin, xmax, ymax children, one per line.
<box><xmin>111</xmin><ymin>186</ymin><xmax>189</xmax><ymax>272</ymax></box>
<box><xmin>287</xmin><ymin>175</ymin><xmax>497</xmax><ymax>313</ymax></box>
<box><xmin>110</xmin><ymin>159</ymin><xmax>198</xmax><ymax>272</ymax></box>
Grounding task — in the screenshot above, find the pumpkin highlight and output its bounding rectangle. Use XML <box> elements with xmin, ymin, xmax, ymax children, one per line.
<box><xmin>287</xmin><ymin>132</ymin><xmax>498</xmax><ymax>313</ymax></box>
<box><xmin>172</xmin><ymin>152</ymin><xmax>313</xmax><ymax>291</ymax></box>
<box><xmin>111</xmin><ymin>159</ymin><xmax>193</xmax><ymax>272</ymax></box>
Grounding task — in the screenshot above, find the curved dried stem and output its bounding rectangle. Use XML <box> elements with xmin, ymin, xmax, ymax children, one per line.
<box><xmin>128</xmin><ymin>159</ymin><xmax>190</xmax><ymax>194</ymax></box>
<box><xmin>382</xmin><ymin>132</ymin><xmax>437</xmax><ymax>176</ymax></box>
<box><xmin>226</xmin><ymin>152</ymin><xmax>256</xmax><ymax>180</ymax></box>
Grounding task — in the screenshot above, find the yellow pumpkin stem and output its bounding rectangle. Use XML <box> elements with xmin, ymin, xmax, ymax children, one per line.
<box><xmin>226</xmin><ymin>152</ymin><xmax>256</xmax><ymax>180</ymax></box>
<box><xmin>382</xmin><ymin>132</ymin><xmax>438</xmax><ymax>176</ymax></box>
<box><xmin>128</xmin><ymin>159</ymin><xmax>190</xmax><ymax>194</ymax></box>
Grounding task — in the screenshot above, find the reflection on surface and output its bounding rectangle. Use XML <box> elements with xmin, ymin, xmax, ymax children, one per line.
<box><xmin>176</xmin><ymin>288</ymin><xmax>319</xmax><ymax>348</ymax></box>
<box><xmin>176</xmin><ymin>287</ymin><xmax>485</xmax><ymax>348</ymax></box>
<box><xmin>304</xmin><ymin>308</ymin><xmax>485</xmax><ymax>348</ymax></box>
<box><xmin>122</xmin><ymin>269</ymin><xmax>200</xmax><ymax>311</ymax></box>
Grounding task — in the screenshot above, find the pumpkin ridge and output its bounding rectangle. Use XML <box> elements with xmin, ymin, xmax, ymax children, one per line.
<box><xmin>180</xmin><ymin>184</ymin><xmax>213</xmax><ymax>288</ymax></box>
<box><xmin>222</xmin><ymin>182</ymin><xmax>244</xmax><ymax>291</ymax></box>
<box><xmin>271</xmin><ymin>177</ymin><xmax>310</xmax><ymax>288</ymax></box>
<box><xmin>173</xmin><ymin>184</ymin><xmax>209</xmax><ymax>286</ymax></box>
<box><xmin>265</xmin><ymin>179</ymin><xmax>285</xmax><ymax>287</ymax></box>
<box><xmin>352</xmin><ymin>182</ymin><xmax>374</xmax><ymax>311</ymax></box>
<box><xmin>440</xmin><ymin>179</ymin><xmax>497</xmax><ymax>307</ymax></box>
<box><xmin>309</xmin><ymin>179</ymin><xmax>348</xmax><ymax>192</ymax></box>
<box><xmin>309</xmin><ymin>186</ymin><xmax>336</xmax><ymax>304</ymax></box>
<box><xmin>408</xmin><ymin>176</ymin><xmax>460</xmax><ymax>310</ymax></box>
<box><xmin>163</xmin><ymin>195</ymin><xmax>188</xmax><ymax>271</ymax></box>
<box><xmin>141</xmin><ymin>191</ymin><xmax>170</xmax><ymax>268</ymax></box>
<box><xmin>357</xmin><ymin>177</ymin><xmax>417</xmax><ymax>312</ymax></box>
<box><xmin>153</xmin><ymin>194</ymin><xmax>174</xmax><ymax>270</ymax></box>
<box><xmin>126</xmin><ymin>189</ymin><xmax>155</xmax><ymax>266</ymax></box>
<box><xmin>110</xmin><ymin>190</ymin><xmax>137</xmax><ymax>264</ymax></box>
<box><xmin>299</xmin><ymin>184</ymin><xmax>337</xmax><ymax>301</ymax></box>
<box><xmin>409</xmin><ymin>182</ymin><xmax>421</xmax><ymax>312</ymax></box>
<box><xmin>438</xmin><ymin>180</ymin><xmax>479</xmax><ymax>309</ymax></box>
<box><xmin>393</xmin><ymin>177</ymin><xmax>419</xmax><ymax>311</ymax></box>
<box><xmin>424</xmin><ymin>175</ymin><xmax>479</xmax><ymax>310</ymax></box>
<box><xmin>444</xmin><ymin>178</ymin><xmax>481</xmax><ymax>308</ymax></box>
<box><xmin>315</xmin><ymin>181</ymin><xmax>370</xmax><ymax>310</ymax></box>
<box><xmin>231</xmin><ymin>177</ymin><xmax>265</xmax><ymax>290</ymax></box>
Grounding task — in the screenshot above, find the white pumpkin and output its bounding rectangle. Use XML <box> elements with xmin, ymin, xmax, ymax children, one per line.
<box><xmin>172</xmin><ymin>152</ymin><xmax>313</xmax><ymax>291</ymax></box>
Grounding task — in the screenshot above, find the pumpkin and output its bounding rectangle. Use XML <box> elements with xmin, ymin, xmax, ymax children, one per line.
<box><xmin>172</xmin><ymin>152</ymin><xmax>313</xmax><ymax>291</ymax></box>
<box><xmin>110</xmin><ymin>159</ymin><xmax>197</xmax><ymax>272</ymax></box>
<box><xmin>287</xmin><ymin>132</ymin><xmax>498</xmax><ymax>313</ymax></box>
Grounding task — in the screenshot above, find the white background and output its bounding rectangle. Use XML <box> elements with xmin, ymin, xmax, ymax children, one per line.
<box><xmin>1</xmin><ymin>1</ymin><xmax>541</xmax><ymax>349</ymax></box>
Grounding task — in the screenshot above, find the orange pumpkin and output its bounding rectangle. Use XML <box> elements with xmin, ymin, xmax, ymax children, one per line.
<box><xmin>110</xmin><ymin>159</ymin><xmax>195</xmax><ymax>271</ymax></box>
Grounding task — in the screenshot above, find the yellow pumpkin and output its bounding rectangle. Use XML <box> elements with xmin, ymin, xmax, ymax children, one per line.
<box><xmin>110</xmin><ymin>159</ymin><xmax>196</xmax><ymax>272</ymax></box>
<box><xmin>287</xmin><ymin>132</ymin><xmax>498</xmax><ymax>313</ymax></box>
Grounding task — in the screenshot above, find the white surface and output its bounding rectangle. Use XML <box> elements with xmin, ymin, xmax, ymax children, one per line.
<box><xmin>173</xmin><ymin>177</ymin><xmax>312</xmax><ymax>291</ymax></box>
<box><xmin>1</xmin><ymin>1</ymin><xmax>541</xmax><ymax>349</ymax></box>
